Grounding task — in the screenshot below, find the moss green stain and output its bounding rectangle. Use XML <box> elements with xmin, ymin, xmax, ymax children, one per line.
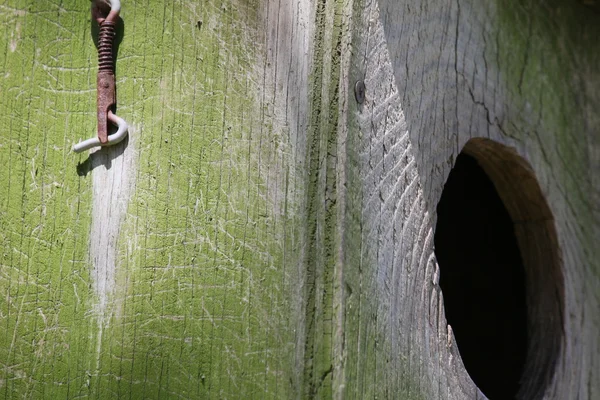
<box><xmin>494</xmin><ymin>0</ymin><xmax>600</xmax><ymax>266</ymax></box>
<box><xmin>300</xmin><ymin>0</ymin><xmax>348</xmax><ymax>397</ymax></box>
<box><xmin>1</xmin><ymin>0</ymin><xmax>297</xmax><ymax>399</ymax></box>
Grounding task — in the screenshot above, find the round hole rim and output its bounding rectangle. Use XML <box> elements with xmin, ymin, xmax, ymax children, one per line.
<box><xmin>435</xmin><ymin>138</ymin><xmax>565</xmax><ymax>400</ymax></box>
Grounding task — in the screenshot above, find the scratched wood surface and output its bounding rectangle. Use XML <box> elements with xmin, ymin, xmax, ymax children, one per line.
<box><xmin>0</xmin><ymin>0</ymin><xmax>598</xmax><ymax>399</ymax></box>
<box><xmin>341</xmin><ymin>0</ymin><xmax>600</xmax><ymax>399</ymax></box>
<box><xmin>0</xmin><ymin>0</ymin><xmax>313</xmax><ymax>398</ymax></box>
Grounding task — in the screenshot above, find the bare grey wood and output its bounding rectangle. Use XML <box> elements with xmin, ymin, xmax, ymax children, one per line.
<box><xmin>339</xmin><ymin>0</ymin><xmax>600</xmax><ymax>398</ymax></box>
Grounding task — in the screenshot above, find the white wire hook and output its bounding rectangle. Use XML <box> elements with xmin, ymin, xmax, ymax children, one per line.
<box><xmin>73</xmin><ymin>111</ymin><xmax>129</xmax><ymax>153</ymax></box>
<box><xmin>93</xmin><ymin>0</ymin><xmax>121</xmax><ymax>20</ymax></box>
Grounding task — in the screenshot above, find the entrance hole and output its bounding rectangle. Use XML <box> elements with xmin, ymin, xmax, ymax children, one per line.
<box><xmin>434</xmin><ymin>139</ymin><xmax>564</xmax><ymax>400</ymax></box>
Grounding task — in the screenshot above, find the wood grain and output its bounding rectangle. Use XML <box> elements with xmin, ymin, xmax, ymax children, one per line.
<box><xmin>341</xmin><ymin>0</ymin><xmax>600</xmax><ymax>398</ymax></box>
<box><xmin>0</xmin><ymin>0</ymin><xmax>597</xmax><ymax>398</ymax></box>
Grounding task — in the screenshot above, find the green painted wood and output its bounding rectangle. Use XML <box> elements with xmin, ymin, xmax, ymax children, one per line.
<box><xmin>0</xmin><ymin>0</ymin><xmax>309</xmax><ymax>398</ymax></box>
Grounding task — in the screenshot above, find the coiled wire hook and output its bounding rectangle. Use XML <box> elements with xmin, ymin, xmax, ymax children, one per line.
<box><xmin>73</xmin><ymin>0</ymin><xmax>129</xmax><ymax>153</ymax></box>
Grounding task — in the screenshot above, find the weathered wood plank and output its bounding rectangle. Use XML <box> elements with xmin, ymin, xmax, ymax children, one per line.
<box><xmin>342</xmin><ymin>0</ymin><xmax>600</xmax><ymax>398</ymax></box>
<box><xmin>0</xmin><ymin>0</ymin><xmax>597</xmax><ymax>398</ymax></box>
<box><xmin>0</xmin><ymin>0</ymin><xmax>313</xmax><ymax>397</ymax></box>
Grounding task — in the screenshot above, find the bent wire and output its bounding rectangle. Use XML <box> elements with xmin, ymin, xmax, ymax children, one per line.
<box><xmin>73</xmin><ymin>111</ymin><xmax>129</xmax><ymax>153</ymax></box>
<box><xmin>73</xmin><ymin>0</ymin><xmax>129</xmax><ymax>153</ymax></box>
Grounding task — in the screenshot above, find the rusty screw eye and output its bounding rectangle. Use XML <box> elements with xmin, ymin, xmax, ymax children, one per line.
<box><xmin>73</xmin><ymin>0</ymin><xmax>129</xmax><ymax>153</ymax></box>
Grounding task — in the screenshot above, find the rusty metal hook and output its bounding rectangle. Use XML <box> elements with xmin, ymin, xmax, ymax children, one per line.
<box><xmin>73</xmin><ymin>0</ymin><xmax>129</xmax><ymax>153</ymax></box>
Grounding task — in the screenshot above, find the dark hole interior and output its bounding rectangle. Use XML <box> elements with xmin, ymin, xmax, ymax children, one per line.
<box><xmin>435</xmin><ymin>153</ymin><xmax>528</xmax><ymax>400</ymax></box>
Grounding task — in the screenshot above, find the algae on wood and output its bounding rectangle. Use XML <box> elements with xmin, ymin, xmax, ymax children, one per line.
<box><xmin>1</xmin><ymin>0</ymin><xmax>598</xmax><ymax>399</ymax></box>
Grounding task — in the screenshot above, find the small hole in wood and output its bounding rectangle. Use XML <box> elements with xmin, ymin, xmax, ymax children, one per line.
<box><xmin>434</xmin><ymin>138</ymin><xmax>564</xmax><ymax>400</ymax></box>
